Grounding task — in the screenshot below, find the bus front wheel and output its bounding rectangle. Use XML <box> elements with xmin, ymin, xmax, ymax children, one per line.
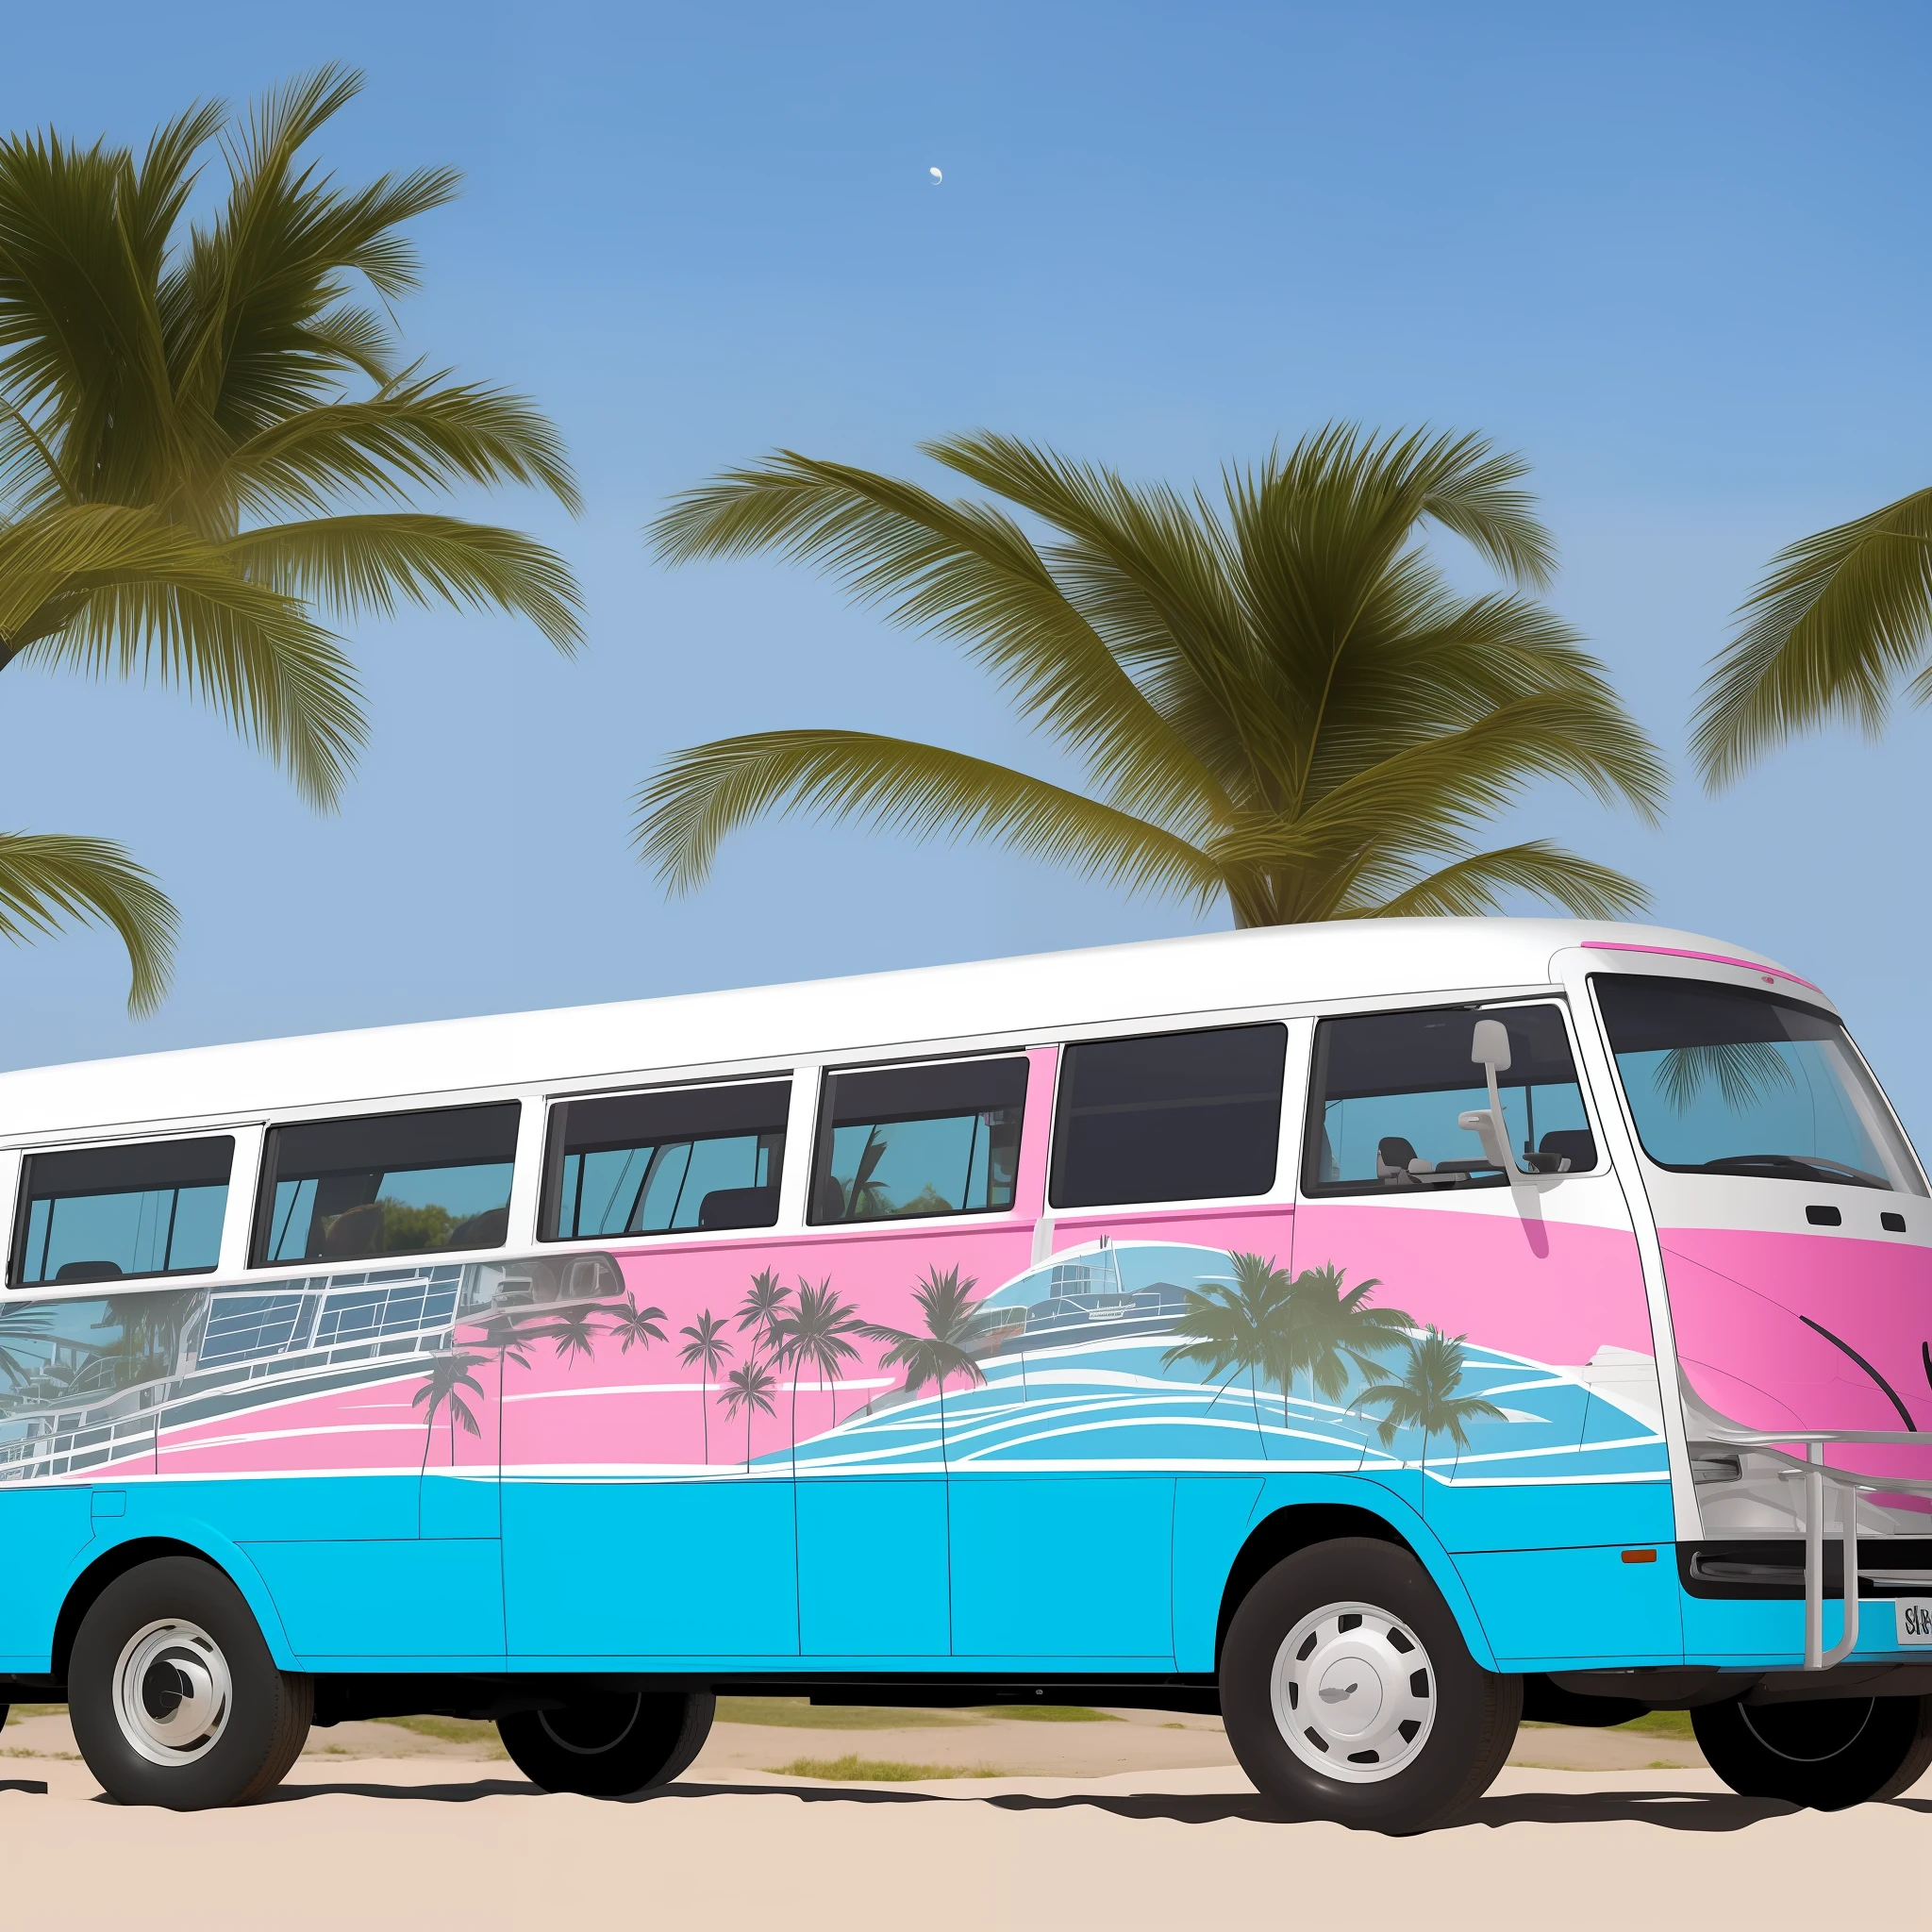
<box><xmin>1221</xmin><ymin>1537</ymin><xmax>1521</xmax><ymax>1833</ymax></box>
<box><xmin>1691</xmin><ymin>1693</ymin><xmax>1932</xmax><ymax>1808</ymax></box>
<box><xmin>498</xmin><ymin>1690</ymin><xmax>714</xmax><ymax>1797</ymax></box>
<box><xmin>68</xmin><ymin>1556</ymin><xmax>312</xmax><ymax>1809</ymax></box>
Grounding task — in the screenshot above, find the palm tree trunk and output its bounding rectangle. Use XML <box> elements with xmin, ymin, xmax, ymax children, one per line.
<box><xmin>700</xmin><ymin>1375</ymin><xmax>709</xmax><ymax>1465</ymax></box>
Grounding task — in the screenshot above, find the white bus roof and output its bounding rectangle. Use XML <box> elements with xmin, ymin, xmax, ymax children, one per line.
<box><xmin>0</xmin><ymin>917</ymin><xmax>1805</xmax><ymax>1141</ymax></box>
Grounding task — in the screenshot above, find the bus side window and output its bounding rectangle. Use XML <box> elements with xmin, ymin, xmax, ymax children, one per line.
<box><xmin>1048</xmin><ymin>1023</ymin><xmax>1288</xmax><ymax>1210</ymax></box>
<box><xmin>252</xmin><ymin>1104</ymin><xmax>521</xmax><ymax>1266</ymax></box>
<box><xmin>541</xmin><ymin>1080</ymin><xmax>791</xmax><ymax>1241</ymax></box>
<box><xmin>1304</xmin><ymin>1004</ymin><xmax>1595</xmax><ymax>1196</ymax></box>
<box><xmin>10</xmin><ymin>1136</ymin><xmax>234</xmax><ymax>1288</ymax></box>
<box><xmin>809</xmin><ymin>1058</ymin><xmax>1028</xmax><ymax>1224</ymax></box>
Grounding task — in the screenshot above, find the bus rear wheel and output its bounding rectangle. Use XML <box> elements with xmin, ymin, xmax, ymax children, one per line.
<box><xmin>68</xmin><ymin>1556</ymin><xmax>311</xmax><ymax>1809</ymax></box>
<box><xmin>1221</xmin><ymin>1537</ymin><xmax>1521</xmax><ymax>1834</ymax></box>
<box><xmin>498</xmin><ymin>1690</ymin><xmax>714</xmax><ymax>1797</ymax></box>
<box><xmin>1691</xmin><ymin>1693</ymin><xmax>1932</xmax><ymax>1808</ymax></box>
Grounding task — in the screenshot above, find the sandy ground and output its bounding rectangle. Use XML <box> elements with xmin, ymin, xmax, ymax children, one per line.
<box><xmin>4</xmin><ymin>1702</ymin><xmax>1708</xmax><ymax>1774</ymax></box>
<box><xmin>1</xmin><ymin>1742</ymin><xmax>1927</xmax><ymax>1929</ymax></box>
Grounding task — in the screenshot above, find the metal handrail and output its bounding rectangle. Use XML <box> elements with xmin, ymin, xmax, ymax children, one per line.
<box><xmin>1689</xmin><ymin>1429</ymin><xmax>1932</xmax><ymax>1670</ymax></box>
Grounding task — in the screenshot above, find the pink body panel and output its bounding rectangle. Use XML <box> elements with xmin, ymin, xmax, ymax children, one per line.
<box><xmin>1661</xmin><ymin>1227</ymin><xmax>1932</xmax><ymax>1486</ymax></box>
<box><xmin>1292</xmin><ymin>1203</ymin><xmax>1655</xmax><ymax>1367</ymax></box>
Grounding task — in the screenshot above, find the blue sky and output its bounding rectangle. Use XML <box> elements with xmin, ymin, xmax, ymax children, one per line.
<box><xmin>5</xmin><ymin>3</ymin><xmax>1932</xmax><ymax>1128</ymax></box>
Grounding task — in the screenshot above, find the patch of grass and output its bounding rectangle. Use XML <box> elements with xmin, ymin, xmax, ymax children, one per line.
<box><xmin>1611</xmin><ymin>1709</ymin><xmax>1696</xmax><ymax>1739</ymax></box>
<box><xmin>972</xmin><ymin>1705</ymin><xmax>1120</xmax><ymax>1723</ymax></box>
<box><xmin>770</xmin><ymin>1754</ymin><xmax>1004</xmax><ymax>1782</ymax></box>
<box><xmin>3</xmin><ymin>1746</ymin><xmax>78</xmax><ymax>1759</ymax></box>
<box><xmin>717</xmin><ymin>1698</ymin><xmax>975</xmax><ymax>1730</ymax></box>
<box><xmin>3</xmin><ymin>1705</ymin><xmax>65</xmax><ymax>1725</ymax></box>
<box><xmin>371</xmin><ymin>1715</ymin><xmax>505</xmax><ymax>1747</ymax></box>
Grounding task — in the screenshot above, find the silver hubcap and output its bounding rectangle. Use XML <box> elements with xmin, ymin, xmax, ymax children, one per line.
<box><xmin>1270</xmin><ymin>1598</ymin><xmax>1436</xmax><ymax>1784</ymax></box>
<box><xmin>113</xmin><ymin>1620</ymin><xmax>232</xmax><ymax>1766</ymax></box>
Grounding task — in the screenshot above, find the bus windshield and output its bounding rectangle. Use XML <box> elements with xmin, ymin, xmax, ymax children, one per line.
<box><xmin>1593</xmin><ymin>974</ymin><xmax>1924</xmax><ymax>1193</ymax></box>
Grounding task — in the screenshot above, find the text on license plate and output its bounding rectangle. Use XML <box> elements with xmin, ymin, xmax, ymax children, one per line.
<box><xmin>1895</xmin><ymin>1599</ymin><xmax>1932</xmax><ymax>1644</ymax></box>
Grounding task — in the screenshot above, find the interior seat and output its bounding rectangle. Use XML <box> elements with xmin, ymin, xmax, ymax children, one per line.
<box><xmin>698</xmin><ymin>1186</ymin><xmax>779</xmax><ymax>1231</ymax></box>
<box><xmin>1538</xmin><ymin>1128</ymin><xmax>1597</xmax><ymax>1173</ymax></box>
<box><xmin>1376</xmin><ymin>1136</ymin><xmax>1431</xmax><ymax>1184</ymax></box>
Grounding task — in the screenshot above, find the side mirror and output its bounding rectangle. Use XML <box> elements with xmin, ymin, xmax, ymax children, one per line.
<box><xmin>1471</xmin><ymin>1018</ymin><xmax>1513</xmax><ymax>1073</ymax></box>
<box><xmin>1465</xmin><ymin>1018</ymin><xmax>1529</xmax><ymax>1180</ymax></box>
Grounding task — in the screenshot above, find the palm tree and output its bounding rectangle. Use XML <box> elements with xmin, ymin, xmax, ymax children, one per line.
<box><xmin>1691</xmin><ymin>487</ymin><xmax>1932</xmax><ymax>787</ymax></box>
<box><xmin>735</xmin><ymin>1268</ymin><xmax>792</xmax><ymax>1352</ymax></box>
<box><xmin>605</xmin><ymin>1297</ymin><xmax>668</xmax><ymax>1354</ymax></box>
<box><xmin>473</xmin><ymin>1308</ymin><xmax>533</xmax><ymax>1374</ymax></box>
<box><xmin>636</xmin><ymin>427</ymin><xmax>1663</xmax><ymax>925</ymax></box>
<box><xmin>412</xmin><ymin>1349</ymin><xmax>486</xmax><ymax>1473</ymax></box>
<box><xmin>98</xmin><ymin>1290</ymin><xmax>199</xmax><ymax>1383</ymax></box>
<box><xmin>770</xmin><ymin>1277</ymin><xmax>865</xmax><ymax>1457</ymax></box>
<box><xmin>531</xmin><ymin>1303</ymin><xmax>600</xmax><ymax>1370</ymax></box>
<box><xmin>0</xmin><ymin>1304</ymin><xmax>52</xmax><ymax>1391</ymax></box>
<box><xmin>676</xmin><ymin>1308</ymin><xmax>733</xmax><ymax>1464</ymax></box>
<box><xmin>1353</xmin><ymin>1326</ymin><xmax>1504</xmax><ymax>1469</ymax></box>
<box><xmin>1161</xmin><ymin>1252</ymin><xmax>1296</xmax><ymax>1435</ymax></box>
<box><xmin>0</xmin><ymin>67</ymin><xmax>580</xmax><ymax>1006</ymax></box>
<box><xmin>1280</xmin><ymin>1263</ymin><xmax>1413</xmax><ymax>1406</ymax></box>
<box><xmin>722</xmin><ymin>1356</ymin><xmax>778</xmax><ymax>1472</ymax></box>
<box><xmin>859</xmin><ymin>1265</ymin><xmax>991</xmax><ymax>1447</ymax></box>
<box><xmin>829</xmin><ymin>1128</ymin><xmax>893</xmax><ymax>1220</ymax></box>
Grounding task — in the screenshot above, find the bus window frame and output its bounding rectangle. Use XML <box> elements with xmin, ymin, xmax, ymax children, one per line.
<box><xmin>535</xmin><ymin>1074</ymin><xmax>797</xmax><ymax>1244</ymax></box>
<box><xmin>807</xmin><ymin>1049</ymin><xmax>1034</xmax><ymax>1228</ymax></box>
<box><xmin>1297</xmin><ymin>995</ymin><xmax>1608</xmax><ymax>1202</ymax></box>
<box><xmin>6</xmin><ymin>1128</ymin><xmax>242</xmax><ymax>1291</ymax></box>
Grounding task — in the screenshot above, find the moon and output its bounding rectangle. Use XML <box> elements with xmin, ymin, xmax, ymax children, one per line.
<box><xmin>929</xmin><ymin>166</ymin><xmax>942</xmax><ymax>183</ymax></box>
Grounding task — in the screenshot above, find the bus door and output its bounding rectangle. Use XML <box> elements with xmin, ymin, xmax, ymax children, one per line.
<box><xmin>791</xmin><ymin>1053</ymin><xmax>1047</xmax><ymax>1663</ymax></box>
<box><xmin>1291</xmin><ymin>999</ymin><xmax>1679</xmax><ymax>1665</ymax></box>
<box><xmin>498</xmin><ymin>1081</ymin><xmax>801</xmax><ymax>1667</ymax></box>
<box><xmin>996</xmin><ymin>1022</ymin><xmax>1298</xmax><ymax>1671</ymax></box>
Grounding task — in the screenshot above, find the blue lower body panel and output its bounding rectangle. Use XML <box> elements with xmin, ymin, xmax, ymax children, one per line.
<box><xmin>798</xmin><ymin>1478</ymin><xmax>949</xmax><ymax>1656</ymax></box>
<box><xmin>0</xmin><ymin>1486</ymin><xmax>94</xmax><ymax>1672</ymax></box>
<box><xmin>504</xmin><ymin>1477</ymin><xmax>799</xmax><ymax>1659</ymax></box>
<box><xmin>949</xmin><ymin>1474</ymin><xmax>1175</xmax><ymax>1661</ymax></box>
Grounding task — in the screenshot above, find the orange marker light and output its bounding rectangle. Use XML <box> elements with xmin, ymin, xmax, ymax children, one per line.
<box><xmin>1621</xmin><ymin>1548</ymin><xmax>1657</xmax><ymax>1564</ymax></box>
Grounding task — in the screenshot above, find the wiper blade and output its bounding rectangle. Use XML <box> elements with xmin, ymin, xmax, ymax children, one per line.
<box><xmin>1696</xmin><ymin>1153</ymin><xmax>1886</xmax><ymax>1189</ymax></box>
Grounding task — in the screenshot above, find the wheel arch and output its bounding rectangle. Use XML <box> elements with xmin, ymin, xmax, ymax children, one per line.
<box><xmin>52</xmin><ymin>1533</ymin><xmax>296</xmax><ymax>1684</ymax></box>
<box><xmin>1213</xmin><ymin>1495</ymin><xmax>1499</xmax><ymax>1674</ymax></box>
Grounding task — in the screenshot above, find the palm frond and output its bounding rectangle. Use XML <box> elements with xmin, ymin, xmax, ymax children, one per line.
<box><xmin>0</xmin><ymin>503</ymin><xmax>367</xmax><ymax>808</ymax></box>
<box><xmin>0</xmin><ymin>831</ymin><xmax>176</xmax><ymax>1014</ymax></box>
<box><xmin>224</xmin><ymin>513</ymin><xmax>582</xmax><ymax>652</ymax></box>
<box><xmin>633</xmin><ymin>727</ymin><xmax>1223</xmax><ymax>905</ymax></box>
<box><xmin>1654</xmin><ymin>1041</ymin><xmax>1797</xmax><ymax>1114</ymax></box>
<box><xmin>650</xmin><ymin>448</ymin><xmax>1223</xmax><ymax>830</ymax></box>
<box><xmin>1360</xmin><ymin>841</ymin><xmax>1650</xmax><ymax>920</ymax></box>
<box><xmin>1692</xmin><ymin>488</ymin><xmax>1932</xmax><ymax>788</ymax></box>
<box><xmin>216</xmin><ymin>371</ymin><xmax>580</xmax><ymax>519</ymax></box>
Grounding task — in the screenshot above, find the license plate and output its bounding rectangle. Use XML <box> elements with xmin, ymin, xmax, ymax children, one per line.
<box><xmin>1895</xmin><ymin>1599</ymin><xmax>1932</xmax><ymax>1644</ymax></box>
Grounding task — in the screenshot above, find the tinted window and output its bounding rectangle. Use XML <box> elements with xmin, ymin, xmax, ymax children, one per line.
<box><xmin>1305</xmin><ymin>1004</ymin><xmax>1591</xmax><ymax>1194</ymax></box>
<box><xmin>1594</xmin><ymin>974</ymin><xmax>1924</xmax><ymax>1192</ymax></box>
<box><xmin>11</xmin><ymin>1137</ymin><xmax>233</xmax><ymax>1287</ymax></box>
<box><xmin>811</xmin><ymin>1058</ymin><xmax>1027</xmax><ymax>1224</ymax></box>
<box><xmin>1050</xmin><ymin>1024</ymin><xmax>1287</xmax><ymax>1209</ymax></box>
<box><xmin>541</xmin><ymin>1081</ymin><xmax>791</xmax><ymax>1240</ymax></box>
<box><xmin>253</xmin><ymin>1104</ymin><xmax>520</xmax><ymax>1266</ymax></box>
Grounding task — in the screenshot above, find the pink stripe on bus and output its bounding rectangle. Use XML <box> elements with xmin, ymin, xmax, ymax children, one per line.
<box><xmin>1579</xmin><ymin>940</ymin><xmax>1822</xmax><ymax>993</ymax></box>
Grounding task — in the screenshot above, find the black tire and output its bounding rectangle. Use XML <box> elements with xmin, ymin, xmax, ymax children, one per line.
<box><xmin>498</xmin><ymin>1690</ymin><xmax>715</xmax><ymax>1797</ymax></box>
<box><xmin>68</xmin><ymin>1556</ymin><xmax>312</xmax><ymax>1809</ymax></box>
<box><xmin>1221</xmin><ymin>1537</ymin><xmax>1522</xmax><ymax>1833</ymax></box>
<box><xmin>1691</xmin><ymin>1693</ymin><xmax>1932</xmax><ymax>1808</ymax></box>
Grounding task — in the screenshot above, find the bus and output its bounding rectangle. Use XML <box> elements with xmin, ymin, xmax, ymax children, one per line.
<box><xmin>1</xmin><ymin>916</ymin><xmax>1928</xmax><ymax>1830</ymax></box>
